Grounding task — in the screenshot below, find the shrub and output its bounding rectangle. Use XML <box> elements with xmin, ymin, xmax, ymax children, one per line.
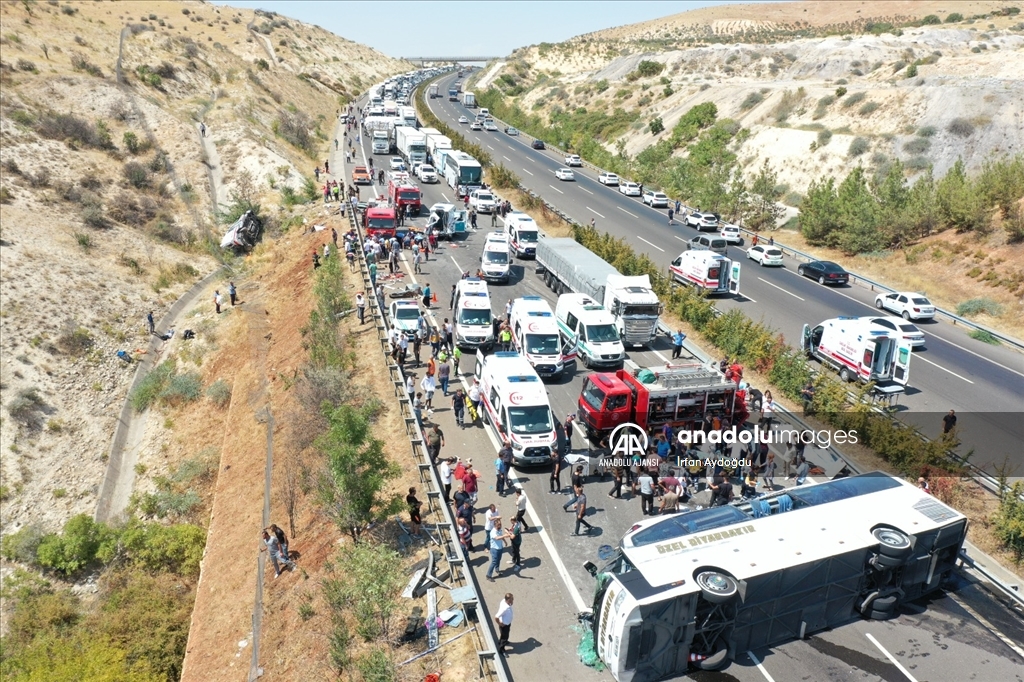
<box><xmin>123</xmin><ymin>131</ymin><xmax>141</xmax><ymax>154</ymax></box>
<box><xmin>57</xmin><ymin>323</ymin><xmax>94</xmax><ymax>356</ymax></box>
<box><xmin>906</xmin><ymin>155</ymin><xmax>931</xmax><ymax>171</ymax></box>
<box><xmin>118</xmin><ymin>520</ymin><xmax>205</xmax><ymax>575</ymax></box>
<box><xmin>26</xmin><ymin>167</ymin><xmax>51</xmax><ymax>188</ymax></box>
<box><xmin>739</xmin><ymin>91</ymin><xmax>764</xmax><ymax>110</ymax></box>
<box><xmin>17</xmin><ymin>58</ymin><xmax>36</xmax><ymax>72</ymax></box>
<box><xmin>906</xmin><ymin>63</ymin><xmax>918</xmax><ymax>78</ymax></box>
<box><xmin>108</xmin><ymin>191</ymin><xmax>157</xmax><ymax>226</ymax></box>
<box><xmin>842</xmin><ymin>92</ymin><xmax>866</xmax><ymax>108</ymax></box>
<box><xmin>956</xmin><ymin>297</ymin><xmax>1004</xmax><ymax>317</ymax></box>
<box><xmin>922</xmin><ymin>14</ymin><xmax>942</xmax><ymax>24</ymax></box>
<box><xmin>816</xmin><ymin>129</ymin><xmax>833</xmax><ymax>146</ymax></box>
<box><xmin>487</xmin><ymin>164</ymin><xmax>520</xmax><ymax>190</ymax></box>
<box><xmin>160</xmin><ymin>371</ymin><xmax>203</xmax><ymax>406</ymax></box>
<box><xmin>969</xmin><ymin>329</ymin><xmax>1000</xmax><ymax>344</ymax></box>
<box><xmin>903</xmin><ymin>137</ymin><xmax>931</xmax><ymax>154</ymax></box>
<box><xmin>649</xmin><ymin>117</ymin><xmax>665</xmax><ymax>135</ymax></box>
<box><xmin>834</xmin><ymin>87</ymin><xmax>847</xmax><ymax>98</ymax></box>
<box><xmin>848</xmin><ymin>137</ymin><xmax>870</xmax><ymax>157</ymax></box>
<box><xmin>858</xmin><ymin>101</ymin><xmax>879</xmax><ymax>116</ymax></box>
<box><xmin>255</xmin><ymin>58</ymin><xmax>269</xmax><ymax>70</ymax></box>
<box><xmin>123</xmin><ymin>161</ymin><xmax>151</xmax><ymax>189</ymax></box>
<box><xmin>131</xmin><ymin>361</ymin><xmax>175</xmax><ymax>412</ymax></box>
<box><xmin>917</xmin><ymin>125</ymin><xmax>937</xmax><ymax>137</ymax></box>
<box><xmin>947</xmin><ymin>118</ymin><xmax>974</xmax><ymax>137</ymax></box>
<box><xmin>1</xmin><ymin>523</ymin><xmax>46</xmax><ymax>563</ymax></box>
<box><xmin>0</xmin><ymin>186</ymin><xmax>13</xmax><ymax>204</ymax></box>
<box><xmin>206</xmin><ymin>379</ymin><xmax>232</xmax><ymax>407</ymax></box>
<box><xmin>7</xmin><ymin>387</ymin><xmax>46</xmax><ymax>428</ymax></box>
<box><xmin>36</xmin><ymin>514</ymin><xmax>113</xmax><ymax>575</ymax></box>
<box><xmin>945</xmin><ymin>12</ymin><xmax>964</xmax><ymax>22</ymax></box>
<box><xmin>275</xmin><ymin>108</ymin><xmax>314</xmax><ymax>154</ymax></box>
<box><xmin>994</xmin><ymin>482</ymin><xmax>1024</xmax><ymax>562</ymax></box>
<box><xmin>70</xmin><ymin>53</ymin><xmax>102</xmax><ymax>77</ymax></box>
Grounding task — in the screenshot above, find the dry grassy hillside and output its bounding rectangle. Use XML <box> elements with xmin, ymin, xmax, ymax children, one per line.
<box><xmin>0</xmin><ymin>0</ymin><xmax>408</xmax><ymax>536</ymax></box>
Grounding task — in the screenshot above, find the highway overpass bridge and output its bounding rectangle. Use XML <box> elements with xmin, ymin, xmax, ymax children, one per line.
<box><xmin>403</xmin><ymin>56</ymin><xmax>498</xmax><ymax>65</ymax></box>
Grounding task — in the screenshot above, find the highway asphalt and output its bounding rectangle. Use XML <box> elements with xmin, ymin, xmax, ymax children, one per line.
<box><xmin>425</xmin><ymin>75</ymin><xmax>1024</xmax><ymax>476</ymax></box>
<box><xmin>345</xmin><ymin>112</ymin><xmax>1024</xmax><ymax>682</ymax></box>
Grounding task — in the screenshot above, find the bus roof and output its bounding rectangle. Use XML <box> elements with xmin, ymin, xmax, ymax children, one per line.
<box><xmin>620</xmin><ymin>473</ymin><xmax>964</xmax><ymax>602</ymax></box>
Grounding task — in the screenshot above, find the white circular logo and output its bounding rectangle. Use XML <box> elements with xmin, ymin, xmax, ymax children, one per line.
<box><xmin>609</xmin><ymin>423</ymin><xmax>649</xmax><ymax>458</ymax></box>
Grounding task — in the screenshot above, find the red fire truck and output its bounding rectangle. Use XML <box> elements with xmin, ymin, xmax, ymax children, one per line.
<box><xmin>387</xmin><ymin>172</ymin><xmax>422</xmax><ymax>216</ymax></box>
<box><xmin>577</xmin><ymin>362</ymin><xmax>738</xmax><ymax>442</ymax></box>
<box><xmin>363</xmin><ymin>203</ymin><xmax>397</xmax><ymax>239</ymax></box>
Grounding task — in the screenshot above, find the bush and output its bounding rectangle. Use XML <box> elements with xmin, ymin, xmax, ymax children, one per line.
<box><xmin>7</xmin><ymin>387</ymin><xmax>46</xmax><ymax>428</ymax></box>
<box><xmin>57</xmin><ymin>323</ymin><xmax>94</xmax><ymax>356</ymax></box>
<box><xmin>206</xmin><ymin>379</ymin><xmax>232</xmax><ymax>407</ymax></box>
<box><xmin>903</xmin><ymin>137</ymin><xmax>931</xmax><ymax>154</ymax></box>
<box><xmin>906</xmin><ymin>63</ymin><xmax>918</xmax><ymax>78</ymax></box>
<box><xmin>357</xmin><ymin>649</ymin><xmax>397</xmax><ymax>682</ymax></box>
<box><xmin>739</xmin><ymin>91</ymin><xmax>764</xmax><ymax>111</ymax></box>
<box><xmin>123</xmin><ymin>131</ymin><xmax>141</xmax><ymax>154</ymax></box>
<box><xmin>834</xmin><ymin>87</ymin><xmax>847</xmax><ymax>98</ymax></box>
<box><xmin>26</xmin><ymin>167</ymin><xmax>50</xmax><ymax>188</ymax></box>
<box><xmin>69</xmin><ymin>53</ymin><xmax>102</xmax><ymax>77</ymax></box>
<box><xmin>945</xmin><ymin>12</ymin><xmax>963</xmax><ymax>23</ymax></box>
<box><xmin>275</xmin><ymin>108</ymin><xmax>314</xmax><ymax>154</ymax></box>
<box><xmin>649</xmin><ymin>117</ymin><xmax>664</xmax><ymax>135</ymax></box>
<box><xmin>848</xmin><ymin>137</ymin><xmax>870</xmax><ymax>157</ymax></box>
<box><xmin>131</xmin><ymin>361</ymin><xmax>176</xmax><ymax>412</ymax></box>
<box><xmin>159</xmin><ymin>371</ymin><xmax>203</xmax><ymax>406</ymax></box>
<box><xmin>947</xmin><ymin>117</ymin><xmax>974</xmax><ymax>137</ymax></box>
<box><xmin>36</xmin><ymin>514</ymin><xmax>113</xmax><ymax>575</ymax></box>
<box><xmin>917</xmin><ymin>125</ymin><xmax>937</xmax><ymax>137</ymax></box>
<box><xmin>841</xmin><ymin>92</ymin><xmax>866</xmax><ymax>108</ymax></box>
<box><xmin>922</xmin><ymin>14</ymin><xmax>941</xmax><ymax>24</ymax></box>
<box><xmin>1</xmin><ymin>524</ymin><xmax>46</xmax><ymax>563</ymax></box>
<box><xmin>994</xmin><ymin>482</ymin><xmax>1024</xmax><ymax>562</ymax></box>
<box><xmin>858</xmin><ymin>101</ymin><xmax>879</xmax><ymax>116</ymax></box>
<box><xmin>82</xmin><ymin>205</ymin><xmax>110</xmax><ymax>229</ymax></box>
<box><xmin>17</xmin><ymin>58</ymin><xmax>36</xmax><ymax>72</ymax></box>
<box><xmin>816</xmin><ymin>129</ymin><xmax>833</xmax><ymax>146</ymax></box>
<box><xmin>123</xmin><ymin>161</ymin><xmax>151</xmax><ymax>189</ymax></box>
<box><xmin>108</xmin><ymin>191</ymin><xmax>157</xmax><ymax>226</ymax></box>
<box><xmin>487</xmin><ymin>164</ymin><xmax>520</xmax><ymax>190</ymax></box>
<box><xmin>906</xmin><ymin>155</ymin><xmax>931</xmax><ymax>171</ymax></box>
<box><xmin>956</xmin><ymin>297</ymin><xmax>1004</xmax><ymax>317</ymax></box>
<box><xmin>117</xmin><ymin>520</ymin><xmax>205</xmax><ymax>576</ymax></box>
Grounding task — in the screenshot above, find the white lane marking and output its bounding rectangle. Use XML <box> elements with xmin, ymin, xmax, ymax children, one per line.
<box><xmin>652</xmin><ymin>348</ymin><xmax>671</xmax><ymax>363</ymax></box>
<box><xmin>487</xmin><ymin>144</ymin><xmax>494</xmax><ymax>150</ymax></box>
<box><xmin>442</xmin><ymin>193</ymin><xmax>450</xmax><ymax>202</ymax></box>
<box><xmin>948</xmin><ymin>592</ymin><xmax>1024</xmax><ymax>659</ymax></box>
<box><xmin>526</xmin><ymin>156</ymin><xmax>536</xmax><ymax>163</ymax></box>
<box><xmin>865</xmin><ymin>633</ymin><xmax>919</xmax><ymax>682</ymax></box>
<box><xmin>617</xmin><ymin>206</ymin><xmax>638</xmax><ymax>218</ymax></box>
<box><xmin>747</xmin><ymin>651</ymin><xmax>777</xmax><ymax>682</ymax></box>
<box><xmin>449</xmin><ymin>255</ymin><xmax>462</xmax><ymax>271</ymax></box>
<box><xmin>503</xmin><ymin>155</ymin><xmax>512</xmax><ymax>162</ymax></box>
<box><xmin>548</xmin><ymin>184</ymin><xmax>564</xmax><ymax>194</ymax></box>
<box><xmin>586</xmin><ymin>207</ymin><xmax>605</xmax><ymax>219</ymax></box>
<box><xmin>522</xmin><ymin>168</ymin><xmax>534</xmax><ymax>176</ymax></box>
<box><xmin>758</xmin><ymin>277</ymin><xmax>805</xmax><ymax>301</ymax></box>
<box><xmin>914</xmin><ymin>353</ymin><xmax>975</xmax><ymax>384</ymax></box>
<box><xmin>674</xmin><ymin>236</ymin><xmax>688</xmax><ymax>243</ymax></box>
<box><xmin>637</xmin><ymin>236</ymin><xmax>664</xmax><ymax>252</ymax></box>
<box><xmin>579</xmin><ymin>186</ymin><xmax>593</xmax><ymax>195</ymax></box>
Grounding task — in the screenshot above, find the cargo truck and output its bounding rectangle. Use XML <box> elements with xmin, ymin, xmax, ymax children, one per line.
<box><xmin>371</xmin><ymin>130</ymin><xmax>390</xmax><ymax>155</ymax></box>
<box><xmin>425</xmin><ymin>134</ymin><xmax>452</xmax><ymax>166</ymax></box>
<box><xmin>394</xmin><ymin>126</ymin><xmax>427</xmax><ymax>166</ymax></box>
<box><xmin>386</xmin><ymin>172</ymin><xmax>422</xmax><ymax>216</ymax></box>
<box><xmin>537</xmin><ymin>238</ymin><xmax>663</xmax><ymax>347</ymax></box>
<box><xmin>463</xmin><ymin>92</ymin><xmax>476</xmax><ymax>108</ymax></box>
<box><xmin>428</xmin><ymin>84</ymin><xmax>439</xmax><ymax>99</ymax></box>
<box><xmin>577</xmin><ymin>362</ymin><xmax>737</xmax><ymax>443</ymax></box>
<box><xmin>448</xmin><ymin>87</ymin><xmax>459</xmax><ymax>101</ymax></box>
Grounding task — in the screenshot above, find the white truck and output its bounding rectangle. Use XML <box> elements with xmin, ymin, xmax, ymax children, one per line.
<box><xmin>536</xmin><ymin>238</ymin><xmax>662</xmax><ymax>348</ymax></box>
<box><xmin>428</xmin><ymin>83</ymin><xmax>439</xmax><ymax>99</ymax></box>
<box><xmin>394</xmin><ymin>126</ymin><xmax>427</xmax><ymax>166</ymax></box>
<box><xmin>475</xmin><ymin>350</ymin><xmax>557</xmax><ymax>467</ymax></box>
<box><xmin>463</xmin><ymin>91</ymin><xmax>476</xmax><ymax>108</ymax></box>
<box><xmin>426</xmin><ymin>133</ymin><xmax>452</xmax><ymax>166</ymax></box>
<box><xmin>398</xmin><ymin>105</ymin><xmax>418</xmax><ymax>129</ymax></box>
<box><xmin>802</xmin><ymin>316</ymin><xmax>912</xmax><ymax>385</ymax></box>
<box><xmin>669</xmin><ymin>250</ymin><xmax>740</xmax><ymax>296</ymax></box>
<box><xmin>371</xmin><ymin>130</ymin><xmax>390</xmax><ymax>155</ymax></box>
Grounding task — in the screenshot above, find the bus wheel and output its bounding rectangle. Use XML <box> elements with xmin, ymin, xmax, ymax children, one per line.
<box><xmin>697</xmin><ymin>637</ymin><xmax>731</xmax><ymax>671</ymax></box>
<box><xmin>872</xmin><ymin>527</ymin><xmax>913</xmax><ymax>559</ymax></box>
<box><xmin>695</xmin><ymin>570</ymin><xmax>739</xmax><ymax>604</ymax></box>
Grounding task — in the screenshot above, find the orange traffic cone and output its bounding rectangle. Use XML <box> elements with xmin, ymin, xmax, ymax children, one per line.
<box><xmin>432</xmin><ymin>292</ymin><xmax>438</xmax><ymax>303</ymax></box>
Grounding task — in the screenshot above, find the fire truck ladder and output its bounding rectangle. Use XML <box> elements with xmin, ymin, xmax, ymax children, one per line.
<box><xmin>648</xmin><ymin>364</ymin><xmax>726</xmax><ymax>390</ymax></box>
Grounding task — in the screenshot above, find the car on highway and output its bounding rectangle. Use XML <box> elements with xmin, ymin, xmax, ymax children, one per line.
<box><xmin>642</xmin><ymin>190</ymin><xmax>669</xmax><ymax>208</ymax></box>
<box><xmin>470</xmin><ymin>121</ymin><xmax>483</xmax><ymax>130</ymax></box>
<box><xmin>618</xmin><ymin>181</ymin><xmax>641</xmax><ymax>196</ymax></box>
<box><xmin>686</xmin><ymin>211</ymin><xmax>720</xmax><ymax>231</ymax></box>
<box><xmin>469</xmin><ymin>189</ymin><xmax>497</xmax><ymax>213</ymax></box>
<box><xmin>688</xmin><ymin>234</ymin><xmax>728</xmax><ymax>255</ymax></box>
<box><xmin>863</xmin><ymin>316</ymin><xmax>926</xmax><ymax>348</ymax></box>
<box><xmin>389</xmin><ymin>300</ymin><xmax>421</xmax><ymax>339</ymax></box>
<box><xmin>416</xmin><ymin>164</ymin><xmax>437</xmax><ymax>183</ymax></box>
<box><xmin>352</xmin><ymin>165</ymin><xmax>371</xmax><ymax>185</ymax></box>
<box><xmin>719</xmin><ymin>225</ymin><xmax>744</xmax><ymax>245</ymax></box>
<box><xmin>564</xmin><ymin>154</ymin><xmax>583</xmax><ymax>167</ymax></box>
<box><xmin>874</xmin><ymin>291</ymin><xmax>936</xmax><ymax>320</ymax></box>
<box><xmin>483</xmin><ymin>120</ymin><xmax>498</xmax><ymax>132</ymax></box>
<box><xmin>505</xmin><ymin>126</ymin><xmax>519</xmax><ymax>136</ymax></box>
<box><xmin>797</xmin><ymin>260</ymin><xmax>849</xmax><ymax>285</ymax></box>
<box><xmin>458</xmin><ymin>115</ymin><xmax>468</xmax><ymax>124</ymax></box>
<box><xmin>746</xmin><ymin>245</ymin><xmax>784</xmax><ymax>266</ymax></box>
<box><xmin>531</xmin><ymin>139</ymin><xmax>545</xmax><ymax>150</ymax></box>
<box><xmin>554</xmin><ymin>167</ymin><xmax>575</xmax><ymax>181</ymax></box>
<box><xmin>389</xmin><ymin>157</ymin><xmax>405</xmax><ymax>171</ymax></box>
<box><xmin>598</xmin><ymin>171</ymin><xmax>619</xmax><ymax>186</ymax></box>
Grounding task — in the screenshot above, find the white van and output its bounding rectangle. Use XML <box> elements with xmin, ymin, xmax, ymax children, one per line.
<box><xmin>509</xmin><ymin>296</ymin><xmax>574</xmax><ymax>379</ymax></box>
<box><xmin>505</xmin><ymin>212</ymin><xmax>539</xmax><ymax>258</ymax></box>
<box><xmin>480</xmin><ymin>231</ymin><xmax>512</xmax><ymax>284</ymax></box>
<box><xmin>453</xmin><ymin>278</ymin><xmax>494</xmax><ymax>350</ymax></box>
<box><xmin>802</xmin><ymin>316</ymin><xmax>912</xmax><ymax>385</ymax></box>
<box><xmin>554</xmin><ymin>293</ymin><xmax>625</xmax><ymax>369</ymax></box>
<box><xmin>476</xmin><ymin>351</ymin><xmax>557</xmax><ymax>467</ymax></box>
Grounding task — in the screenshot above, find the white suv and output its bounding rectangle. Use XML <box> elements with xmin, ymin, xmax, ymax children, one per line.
<box><xmin>874</xmin><ymin>292</ymin><xmax>936</xmax><ymax>320</ymax></box>
<box><xmin>618</xmin><ymin>181</ymin><xmax>641</xmax><ymax>197</ymax></box>
<box><xmin>686</xmin><ymin>211</ymin><xmax>719</xmax><ymax>231</ymax></box>
<box><xmin>642</xmin><ymin>190</ymin><xmax>669</xmax><ymax>208</ymax></box>
<box><xmin>564</xmin><ymin>154</ymin><xmax>583</xmax><ymax>167</ymax></box>
<box><xmin>417</xmin><ymin>164</ymin><xmax>437</xmax><ymax>183</ymax></box>
<box><xmin>598</xmin><ymin>172</ymin><xmax>619</xmax><ymax>186</ymax></box>
<box><xmin>718</xmin><ymin>225</ymin><xmax>743</xmax><ymax>244</ymax></box>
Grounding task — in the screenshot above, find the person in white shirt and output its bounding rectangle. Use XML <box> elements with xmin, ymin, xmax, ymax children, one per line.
<box><xmin>760</xmin><ymin>390</ymin><xmax>775</xmax><ymax>429</ymax></box>
<box><xmin>513</xmin><ymin>487</ymin><xmax>530</xmax><ymax>531</ymax></box>
<box><xmin>405</xmin><ymin>374</ymin><xmax>415</xmax><ymax>397</ymax></box>
<box><xmin>419</xmin><ymin>374</ymin><xmax>436</xmax><ymax>409</ymax></box>
<box><xmin>439</xmin><ymin>457</ymin><xmax>454</xmax><ymax>502</ymax></box>
<box><xmin>468</xmin><ymin>380</ymin><xmax>481</xmax><ymax>422</ymax></box>
<box><xmin>494</xmin><ymin>593</ymin><xmax>514</xmax><ymax>657</ymax></box>
<box><xmin>484</xmin><ymin>503</ymin><xmax>501</xmax><ymax>534</ymax></box>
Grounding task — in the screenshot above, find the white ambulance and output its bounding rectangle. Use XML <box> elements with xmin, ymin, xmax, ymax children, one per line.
<box><xmin>509</xmin><ymin>296</ymin><xmax>575</xmax><ymax>379</ymax></box>
<box><xmin>505</xmin><ymin>212</ymin><xmax>539</xmax><ymax>259</ymax></box>
<box><xmin>475</xmin><ymin>351</ymin><xmax>557</xmax><ymax>467</ymax></box>
<box><xmin>480</xmin><ymin>231</ymin><xmax>512</xmax><ymax>283</ymax></box>
<box><xmin>802</xmin><ymin>316</ymin><xmax>912</xmax><ymax>385</ymax></box>
<box><xmin>554</xmin><ymin>293</ymin><xmax>625</xmax><ymax>369</ymax></box>
<box><xmin>452</xmin><ymin>278</ymin><xmax>494</xmax><ymax>350</ymax></box>
<box><xmin>669</xmin><ymin>250</ymin><xmax>740</xmax><ymax>296</ymax></box>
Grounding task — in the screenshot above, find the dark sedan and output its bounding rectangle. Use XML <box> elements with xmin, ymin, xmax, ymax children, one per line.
<box><xmin>797</xmin><ymin>260</ymin><xmax>849</xmax><ymax>285</ymax></box>
<box><xmin>531</xmin><ymin>139</ymin><xmax>545</xmax><ymax>150</ymax></box>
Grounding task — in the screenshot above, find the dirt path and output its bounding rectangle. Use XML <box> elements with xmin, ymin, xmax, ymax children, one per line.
<box><xmin>199</xmin><ymin>118</ymin><xmax>229</xmax><ymax>213</ymax></box>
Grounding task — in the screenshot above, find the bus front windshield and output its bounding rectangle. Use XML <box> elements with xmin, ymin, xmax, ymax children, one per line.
<box><xmin>508</xmin><ymin>405</ymin><xmax>553</xmax><ymax>435</ymax></box>
<box><xmin>458</xmin><ymin>308</ymin><xmax>491</xmax><ymax>326</ymax></box>
<box><xmin>586</xmin><ymin>324</ymin><xmax>619</xmax><ymax>343</ymax></box>
<box><xmin>524</xmin><ymin>334</ymin><xmax>559</xmax><ymax>355</ymax></box>
<box><xmin>460</xmin><ymin>167</ymin><xmax>483</xmax><ymax>185</ymax></box>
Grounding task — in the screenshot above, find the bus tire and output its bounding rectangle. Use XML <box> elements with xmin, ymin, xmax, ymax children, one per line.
<box><xmin>698</xmin><ymin>637</ymin><xmax>731</xmax><ymax>671</ymax></box>
<box><xmin>872</xmin><ymin>527</ymin><xmax>913</xmax><ymax>559</ymax></box>
<box><xmin>695</xmin><ymin>570</ymin><xmax>739</xmax><ymax>604</ymax></box>
<box><xmin>871</xmin><ymin>594</ymin><xmax>899</xmax><ymax>612</ymax></box>
<box><xmin>871</xmin><ymin>552</ymin><xmax>906</xmax><ymax>570</ymax></box>
<box><xmin>869</xmin><ymin>606</ymin><xmax>897</xmax><ymax>620</ymax></box>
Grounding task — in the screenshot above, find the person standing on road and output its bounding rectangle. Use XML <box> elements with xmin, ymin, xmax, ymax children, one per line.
<box><xmin>571</xmin><ymin>485</ymin><xmax>594</xmax><ymax>536</ymax></box>
<box><xmin>549</xmin><ymin>448</ymin><xmax>563</xmax><ymax>494</ymax></box>
<box><xmin>450</xmin><ymin>283</ymin><xmax>457</xmax><ymax>310</ymax></box>
<box><xmin>671</xmin><ymin>329</ymin><xmax>686</xmax><ymax>359</ymax></box>
<box><xmin>420</xmin><ymin>373</ymin><xmax>436</xmax><ymax>410</ymax></box>
<box><xmin>668</xmin><ymin>208</ymin><xmax>675</xmax><ymax>226</ymax></box>
<box><xmin>495</xmin><ymin>452</ymin><xmax>508</xmax><ymax>497</ymax></box>
<box><xmin>608</xmin><ymin>466</ymin><xmax>624</xmax><ymax>499</ymax></box>
<box><xmin>425</xmin><ymin>423</ymin><xmax>444</xmax><ymax>463</ymax></box>
<box><xmin>485</xmin><ymin>517</ymin><xmax>506</xmax><ymax>582</ymax></box>
<box><xmin>762</xmin><ymin>452</ymin><xmax>777</xmax><ymax>491</ymax></box>
<box><xmin>942</xmin><ymin>409</ymin><xmax>957</xmax><ymax>435</ymax></box>
<box><xmin>494</xmin><ymin>594</ymin><xmax>514</xmax><ymax>657</ymax></box>
<box><xmin>452</xmin><ymin>388</ymin><xmax>465</xmax><ymax>428</ymax></box>
<box><xmin>462</xmin><ymin>462</ymin><xmax>479</xmax><ymax>504</ymax></box>
<box><xmin>146</xmin><ymin>310</ymin><xmax>156</xmax><ymax>335</ymax></box>
<box><xmin>637</xmin><ymin>468</ymin><xmax>655</xmax><ymax>515</ymax></box>
<box><xmin>468</xmin><ymin>380</ymin><xmax>482</xmax><ymax>422</ymax></box>
<box><xmin>563</xmin><ymin>466</ymin><xmax>585</xmax><ymax>511</ymax></box>
<box><xmin>514</xmin><ymin>487</ymin><xmax>531</xmax><ymax>531</ymax></box>
<box><xmin>675</xmin><ymin>199</ymin><xmax>681</xmax><ymax>214</ymax></box>
<box><xmin>440</xmin><ymin>457</ymin><xmax>454</xmax><ymax>502</ymax></box>
<box><xmin>508</xmin><ymin>515</ymin><xmax>523</xmax><ymax>571</ymax></box>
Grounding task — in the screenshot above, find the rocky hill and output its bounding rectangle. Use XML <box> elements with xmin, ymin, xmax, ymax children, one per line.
<box><xmin>484</xmin><ymin>0</ymin><xmax>1023</xmax><ymax>196</ymax></box>
<box><xmin>0</xmin><ymin>0</ymin><xmax>408</xmax><ymax>535</ymax></box>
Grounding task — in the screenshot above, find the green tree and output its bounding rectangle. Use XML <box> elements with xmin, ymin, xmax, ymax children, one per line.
<box><xmin>744</xmin><ymin>159</ymin><xmax>785</xmax><ymax>231</ymax></box>
<box><xmin>834</xmin><ymin>166</ymin><xmax>881</xmax><ymax>253</ymax></box>
<box><xmin>35</xmin><ymin>514</ymin><xmax>116</xmax><ymax>576</ymax></box>
<box><xmin>649</xmin><ymin>117</ymin><xmax>664</xmax><ymax>135</ymax></box>
<box><xmin>994</xmin><ymin>482</ymin><xmax>1024</xmax><ymax>562</ymax></box>
<box><xmin>872</xmin><ymin>159</ymin><xmax>913</xmax><ymax>245</ymax></box>
<box><xmin>314</xmin><ymin>403</ymin><xmax>401</xmax><ymax>542</ymax></box>
<box><xmin>323</xmin><ymin>542</ymin><xmax>404</xmax><ymax>640</ymax></box>
<box><xmin>303</xmin><ymin>254</ymin><xmax>350</xmax><ymax>369</ymax></box>
<box><xmin>800</xmin><ymin>176</ymin><xmax>840</xmax><ymax>246</ymax></box>
<box><xmin>936</xmin><ymin>158</ymin><xmax>987</xmax><ymax>233</ymax></box>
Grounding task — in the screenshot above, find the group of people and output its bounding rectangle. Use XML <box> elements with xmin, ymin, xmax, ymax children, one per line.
<box><xmin>259</xmin><ymin>523</ymin><xmax>294</xmax><ymax>579</ymax></box>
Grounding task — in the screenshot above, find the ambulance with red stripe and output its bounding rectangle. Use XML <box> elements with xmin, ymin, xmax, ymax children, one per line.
<box><xmin>508</xmin><ymin>296</ymin><xmax>576</xmax><ymax>379</ymax></box>
<box><xmin>802</xmin><ymin>316</ymin><xmax>912</xmax><ymax>386</ymax></box>
<box><xmin>669</xmin><ymin>250</ymin><xmax>740</xmax><ymax>296</ymax></box>
<box><xmin>475</xmin><ymin>351</ymin><xmax>558</xmax><ymax>467</ymax></box>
